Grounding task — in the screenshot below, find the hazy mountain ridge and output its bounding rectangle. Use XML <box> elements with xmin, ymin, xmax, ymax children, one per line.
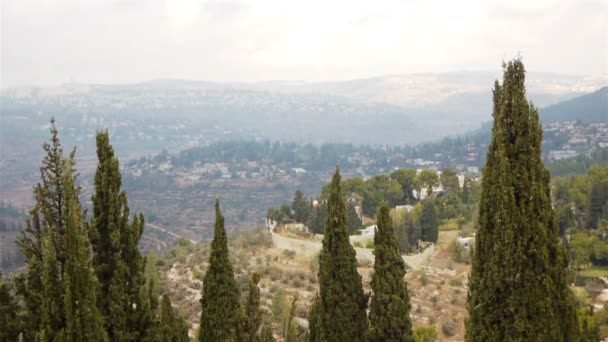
<box><xmin>540</xmin><ymin>86</ymin><xmax>607</xmax><ymax>123</ymax></box>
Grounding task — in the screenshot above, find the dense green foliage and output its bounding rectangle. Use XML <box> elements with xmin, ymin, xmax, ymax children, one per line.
<box><xmin>62</xmin><ymin>165</ymin><xmax>107</xmax><ymax>341</ymax></box>
<box><xmin>412</xmin><ymin>325</ymin><xmax>438</xmax><ymax>342</ymax></box>
<box><xmin>315</xmin><ymin>166</ymin><xmax>369</xmax><ymax>341</ymax></box>
<box><xmin>159</xmin><ymin>295</ymin><xmax>189</xmax><ymax>342</ymax></box>
<box><xmin>466</xmin><ymin>59</ymin><xmax>579</xmax><ymax>341</ymax></box>
<box><xmin>243</xmin><ymin>272</ymin><xmax>262</xmax><ymax>342</ymax></box>
<box><xmin>90</xmin><ymin>130</ymin><xmax>151</xmax><ymax>340</ymax></box>
<box><xmin>419</xmin><ymin>200</ymin><xmax>439</xmax><ymax>243</ymax></box>
<box><xmin>15</xmin><ymin>119</ymin><xmax>77</xmax><ymax>340</ymax></box>
<box><xmin>369</xmin><ymin>204</ymin><xmax>413</xmax><ymax>341</ymax></box>
<box><xmin>199</xmin><ymin>200</ymin><xmax>243</xmax><ymax>341</ymax></box>
<box><xmin>0</xmin><ymin>272</ymin><xmax>21</xmax><ymax>341</ymax></box>
<box><xmin>9</xmin><ymin>121</ymin><xmax>186</xmax><ymax>341</ymax></box>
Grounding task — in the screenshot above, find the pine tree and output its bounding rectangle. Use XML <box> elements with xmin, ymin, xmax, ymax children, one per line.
<box><xmin>0</xmin><ymin>273</ymin><xmax>21</xmax><ymax>341</ymax></box>
<box><xmin>466</xmin><ymin>59</ymin><xmax>579</xmax><ymax>341</ymax></box>
<box><xmin>199</xmin><ymin>199</ymin><xmax>242</xmax><ymax>341</ymax></box>
<box><xmin>292</xmin><ymin>190</ymin><xmax>310</xmax><ymax>224</ymax></box>
<box><xmin>243</xmin><ymin>272</ymin><xmax>262</xmax><ymax>341</ymax></box>
<box><xmin>369</xmin><ymin>204</ymin><xmax>413</xmax><ymax>341</ymax></box>
<box><xmin>440</xmin><ymin>168</ymin><xmax>459</xmax><ymax>193</ymax></box>
<box><xmin>316</xmin><ymin>166</ymin><xmax>368</xmax><ymax>341</ymax></box>
<box><xmin>61</xmin><ymin>163</ymin><xmax>107</xmax><ymax>342</ymax></box>
<box><xmin>90</xmin><ymin>130</ymin><xmax>148</xmax><ymax>339</ymax></box>
<box><xmin>419</xmin><ymin>200</ymin><xmax>438</xmax><ymax>243</ymax></box>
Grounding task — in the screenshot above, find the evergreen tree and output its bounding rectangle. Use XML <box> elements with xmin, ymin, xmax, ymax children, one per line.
<box><xmin>307</xmin><ymin>294</ymin><xmax>322</xmax><ymax>342</ymax></box>
<box><xmin>369</xmin><ymin>204</ymin><xmax>413</xmax><ymax>341</ymax></box>
<box><xmin>285</xmin><ymin>295</ymin><xmax>298</xmax><ymax>342</ymax></box>
<box><xmin>16</xmin><ymin>119</ymin><xmax>76</xmax><ymax>340</ymax></box>
<box><xmin>419</xmin><ymin>200</ymin><xmax>438</xmax><ymax>243</ymax></box>
<box><xmin>160</xmin><ymin>294</ymin><xmax>189</xmax><ymax>342</ymax></box>
<box><xmin>292</xmin><ymin>190</ymin><xmax>311</xmax><ymax>224</ymax></box>
<box><xmin>61</xmin><ymin>164</ymin><xmax>107</xmax><ymax>342</ymax></box>
<box><xmin>90</xmin><ymin>130</ymin><xmax>148</xmax><ymax>339</ymax></box>
<box><xmin>316</xmin><ymin>166</ymin><xmax>368</xmax><ymax>341</ymax></box>
<box><xmin>440</xmin><ymin>168</ymin><xmax>459</xmax><ymax>193</ymax></box>
<box><xmin>0</xmin><ymin>273</ymin><xmax>21</xmax><ymax>341</ymax></box>
<box><xmin>461</xmin><ymin>176</ymin><xmax>472</xmax><ymax>204</ymax></box>
<box><xmin>346</xmin><ymin>202</ymin><xmax>362</xmax><ymax>234</ymax></box>
<box><xmin>145</xmin><ymin>251</ymin><xmax>161</xmax><ymax>311</ymax></box>
<box><xmin>199</xmin><ymin>199</ymin><xmax>242</xmax><ymax>341</ymax></box>
<box><xmin>466</xmin><ymin>59</ymin><xmax>579</xmax><ymax>341</ymax></box>
<box><xmin>243</xmin><ymin>272</ymin><xmax>262</xmax><ymax>342</ymax></box>
<box><xmin>39</xmin><ymin>228</ymin><xmax>63</xmax><ymax>341</ymax></box>
<box><xmin>391</xmin><ymin>169</ymin><xmax>418</xmax><ymax>203</ymax></box>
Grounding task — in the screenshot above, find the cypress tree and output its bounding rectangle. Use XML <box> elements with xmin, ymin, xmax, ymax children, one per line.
<box><xmin>39</xmin><ymin>228</ymin><xmax>62</xmax><ymax>341</ymax></box>
<box><xmin>285</xmin><ymin>295</ymin><xmax>298</xmax><ymax>342</ymax></box>
<box><xmin>160</xmin><ymin>294</ymin><xmax>189</xmax><ymax>342</ymax></box>
<box><xmin>199</xmin><ymin>199</ymin><xmax>242</xmax><ymax>341</ymax></box>
<box><xmin>308</xmin><ymin>294</ymin><xmax>323</xmax><ymax>342</ymax></box>
<box><xmin>16</xmin><ymin>119</ymin><xmax>76</xmax><ymax>340</ymax></box>
<box><xmin>369</xmin><ymin>204</ymin><xmax>413</xmax><ymax>341</ymax></box>
<box><xmin>0</xmin><ymin>273</ymin><xmax>21</xmax><ymax>341</ymax></box>
<box><xmin>419</xmin><ymin>200</ymin><xmax>438</xmax><ymax>243</ymax></box>
<box><xmin>61</xmin><ymin>163</ymin><xmax>107</xmax><ymax>342</ymax></box>
<box><xmin>316</xmin><ymin>166</ymin><xmax>368</xmax><ymax>341</ymax></box>
<box><xmin>243</xmin><ymin>272</ymin><xmax>262</xmax><ymax>341</ymax></box>
<box><xmin>145</xmin><ymin>252</ymin><xmax>161</xmax><ymax>311</ymax></box>
<box><xmin>90</xmin><ymin>130</ymin><xmax>148</xmax><ymax>339</ymax></box>
<box><xmin>466</xmin><ymin>59</ymin><xmax>579</xmax><ymax>341</ymax></box>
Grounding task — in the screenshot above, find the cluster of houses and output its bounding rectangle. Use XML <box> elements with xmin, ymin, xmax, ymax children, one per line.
<box><xmin>545</xmin><ymin>121</ymin><xmax>608</xmax><ymax>161</ymax></box>
<box><xmin>126</xmin><ymin>159</ymin><xmax>309</xmax><ymax>185</ymax></box>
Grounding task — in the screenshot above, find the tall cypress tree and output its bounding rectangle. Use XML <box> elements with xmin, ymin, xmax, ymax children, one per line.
<box><xmin>159</xmin><ymin>294</ymin><xmax>189</xmax><ymax>342</ymax></box>
<box><xmin>369</xmin><ymin>204</ymin><xmax>413</xmax><ymax>341</ymax></box>
<box><xmin>243</xmin><ymin>272</ymin><xmax>262</xmax><ymax>342</ymax></box>
<box><xmin>199</xmin><ymin>199</ymin><xmax>242</xmax><ymax>341</ymax></box>
<box><xmin>61</xmin><ymin>163</ymin><xmax>107</xmax><ymax>342</ymax></box>
<box><xmin>90</xmin><ymin>130</ymin><xmax>148</xmax><ymax>339</ymax></box>
<box><xmin>466</xmin><ymin>59</ymin><xmax>579</xmax><ymax>341</ymax></box>
<box><xmin>15</xmin><ymin>119</ymin><xmax>76</xmax><ymax>340</ymax></box>
<box><xmin>419</xmin><ymin>200</ymin><xmax>438</xmax><ymax>243</ymax></box>
<box><xmin>316</xmin><ymin>166</ymin><xmax>368</xmax><ymax>341</ymax></box>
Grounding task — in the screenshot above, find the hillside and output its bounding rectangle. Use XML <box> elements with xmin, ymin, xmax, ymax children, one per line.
<box><xmin>540</xmin><ymin>86</ymin><xmax>608</xmax><ymax>122</ymax></box>
<box><xmin>160</xmin><ymin>227</ymin><xmax>472</xmax><ymax>341</ymax></box>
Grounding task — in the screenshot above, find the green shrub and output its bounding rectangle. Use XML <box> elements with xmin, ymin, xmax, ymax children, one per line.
<box><xmin>441</xmin><ymin>320</ymin><xmax>456</xmax><ymax>337</ymax></box>
<box><xmin>413</xmin><ymin>325</ymin><xmax>438</xmax><ymax>342</ymax></box>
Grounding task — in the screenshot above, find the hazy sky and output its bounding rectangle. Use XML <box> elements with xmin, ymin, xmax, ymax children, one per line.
<box><xmin>1</xmin><ymin>0</ymin><xmax>607</xmax><ymax>87</ymax></box>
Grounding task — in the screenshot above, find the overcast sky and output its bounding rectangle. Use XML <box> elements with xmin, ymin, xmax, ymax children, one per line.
<box><xmin>1</xmin><ymin>0</ymin><xmax>607</xmax><ymax>87</ymax></box>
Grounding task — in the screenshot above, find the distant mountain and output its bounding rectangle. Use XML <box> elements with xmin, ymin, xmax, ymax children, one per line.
<box><xmin>540</xmin><ymin>86</ymin><xmax>608</xmax><ymax>122</ymax></box>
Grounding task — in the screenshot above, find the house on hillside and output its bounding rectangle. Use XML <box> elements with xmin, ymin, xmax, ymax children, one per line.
<box><xmin>457</xmin><ymin>236</ymin><xmax>475</xmax><ymax>249</ymax></box>
<box><xmin>395</xmin><ymin>205</ymin><xmax>414</xmax><ymax>212</ymax></box>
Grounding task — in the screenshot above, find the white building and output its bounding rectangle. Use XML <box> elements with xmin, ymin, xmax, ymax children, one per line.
<box><xmin>457</xmin><ymin>236</ymin><xmax>475</xmax><ymax>249</ymax></box>
<box><xmin>359</xmin><ymin>225</ymin><xmax>377</xmax><ymax>238</ymax></box>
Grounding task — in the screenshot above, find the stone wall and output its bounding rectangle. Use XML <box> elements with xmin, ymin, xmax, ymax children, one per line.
<box><xmin>267</xmin><ymin>219</ymin><xmax>434</xmax><ymax>269</ymax></box>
